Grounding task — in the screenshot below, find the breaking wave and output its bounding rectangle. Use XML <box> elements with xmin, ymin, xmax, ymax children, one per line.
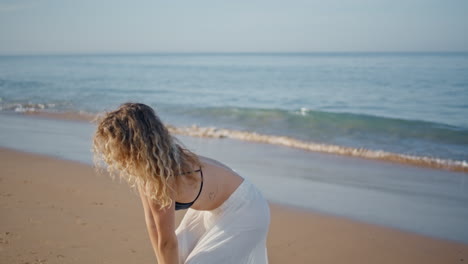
<box><xmin>167</xmin><ymin>124</ymin><xmax>468</xmax><ymax>173</ymax></box>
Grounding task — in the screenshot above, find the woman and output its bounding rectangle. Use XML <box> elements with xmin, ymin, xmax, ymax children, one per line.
<box><xmin>93</xmin><ymin>103</ymin><xmax>270</xmax><ymax>264</ymax></box>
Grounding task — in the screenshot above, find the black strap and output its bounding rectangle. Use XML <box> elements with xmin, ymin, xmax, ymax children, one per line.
<box><xmin>175</xmin><ymin>168</ymin><xmax>203</xmax><ymax>206</ymax></box>
<box><xmin>191</xmin><ymin>168</ymin><xmax>204</xmax><ymax>203</ymax></box>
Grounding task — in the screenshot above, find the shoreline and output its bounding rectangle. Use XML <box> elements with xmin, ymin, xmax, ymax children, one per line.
<box><xmin>1</xmin><ymin>112</ymin><xmax>468</xmax><ymax>244</ymax></box>
<box><xmin>1</xmin><ymin>148</ymin><xmax>467</xmax><ymax>263</ymax></box>
<box><xmin>12</xmin><ymin>110</ymin><xmax>468</xmax><ymax>173</ymax></box>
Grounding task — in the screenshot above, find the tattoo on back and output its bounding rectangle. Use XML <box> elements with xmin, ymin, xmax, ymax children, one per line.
<box><xmin>209</xmin><ymin>184</ymin><xmax>218</xmax><ymax>201</ymax></box>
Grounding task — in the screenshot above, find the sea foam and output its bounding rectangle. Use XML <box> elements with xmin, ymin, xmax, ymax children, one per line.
<box><xmin>167</xmin><ymin>124</ymin><xmax>468</xmax><ymax>173</ymax></box>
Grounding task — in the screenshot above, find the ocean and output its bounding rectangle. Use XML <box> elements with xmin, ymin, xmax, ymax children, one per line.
<box><xmin>1</xmin><ymin>52</ymin><xmax>467</xmax><ymax>169</ymax></box>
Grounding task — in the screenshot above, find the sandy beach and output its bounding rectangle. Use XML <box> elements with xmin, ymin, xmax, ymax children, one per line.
<box><xmin>1</xmin><ymin>147</ymin><xmax>467</xmax><ymax>264</ymax></box>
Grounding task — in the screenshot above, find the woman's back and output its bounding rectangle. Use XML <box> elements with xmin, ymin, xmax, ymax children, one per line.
<box><xmin>174</xmin><ymin>156</ymin><xmax>244</xmax><ymax>211</ymax></box>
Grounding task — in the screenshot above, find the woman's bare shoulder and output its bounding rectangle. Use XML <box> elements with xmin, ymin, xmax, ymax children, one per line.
<box><xmin>199</xmin><ymin>155</ymin><xmax>234</xmax><ymax>172</ymax></box>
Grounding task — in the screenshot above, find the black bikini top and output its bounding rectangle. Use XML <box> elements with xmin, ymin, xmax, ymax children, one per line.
<box><xmin>175</xmin><ymin>168</ymin><xmax>204</xmax><ymax>211</ymax></box>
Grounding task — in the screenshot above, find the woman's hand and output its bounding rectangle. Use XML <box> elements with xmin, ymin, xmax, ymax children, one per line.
<box><xmin>138</xmin><ymin>183</ymin><xmax>179</xmax><ymax>264</ymax></box>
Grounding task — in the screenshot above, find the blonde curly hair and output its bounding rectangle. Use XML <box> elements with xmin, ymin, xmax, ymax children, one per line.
<box><xmin>92</xmin><ymin>103</ymin><xmax>200</xmax><ymax>208</ymax></box>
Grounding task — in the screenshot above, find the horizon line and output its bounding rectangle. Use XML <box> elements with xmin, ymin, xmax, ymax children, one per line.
<box><xmin>1</xmin><ymin>50</ymin><xmax>468</xmax><ymax>56</ymax></box>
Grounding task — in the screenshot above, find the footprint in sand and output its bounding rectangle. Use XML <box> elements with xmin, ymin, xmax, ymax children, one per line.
<box><xmin>66</xmin><ymin>188</ymin><xmax>81</xmax><ymax>195</ymax></box>
<box><xmin>34</xmin><ymin>258</ymin><xmax>47</xmax><ymax>263</ymax></box>
<box><xmin>0</xmin><ymin>231</ymin><xmax>14</xmax><ymax>245</ymax></box>
<box><xmin>75</xmin><ymin>217</ymin><xmax>87</xmax><ymax>226</ymax></box>
<box><xmin>28</xmin><ymin>218</ymin><xmax>42</xmax><ymax>225</ymax></box>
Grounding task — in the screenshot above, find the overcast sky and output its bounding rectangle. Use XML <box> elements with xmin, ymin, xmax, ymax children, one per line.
<box><xmin>0</xmin><ymin>0</ymin><xmax>467</xmax><ymax>54</ymax></box>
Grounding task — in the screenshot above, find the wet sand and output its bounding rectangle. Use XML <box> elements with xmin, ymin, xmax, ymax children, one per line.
<box><xmin>1</xmin><ymin>148</ymin><xmax>467</xmax><ymax>264</ymax></box>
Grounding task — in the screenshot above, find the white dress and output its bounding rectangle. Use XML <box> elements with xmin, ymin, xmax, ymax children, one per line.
<box><xmin>176</xmin><ymin>179</ymin><xmax>270</xmax><ymax>264</ymax></box>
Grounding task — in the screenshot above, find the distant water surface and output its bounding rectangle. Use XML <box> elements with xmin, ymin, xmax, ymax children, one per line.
<box><xmin>0</xmin><ymin>52</ymin><xmax>467</xmax><ymax>164</ymax></box>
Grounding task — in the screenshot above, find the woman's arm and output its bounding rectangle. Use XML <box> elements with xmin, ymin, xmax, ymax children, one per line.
<box><xmin>138</xmin><ymin>185</ymin><xmax>179</xmax><ymax>264</ymax></box>
<box><xmin>137</xmin><ymin>185</ymin><xmax>160</xmax><ymax>259</ymax></box>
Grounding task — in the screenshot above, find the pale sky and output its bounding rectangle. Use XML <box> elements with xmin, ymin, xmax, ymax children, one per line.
<box><xmin>0</xmin><ymin>0</ymin><xmax>467</xmax><ymax>54</ymax></box>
